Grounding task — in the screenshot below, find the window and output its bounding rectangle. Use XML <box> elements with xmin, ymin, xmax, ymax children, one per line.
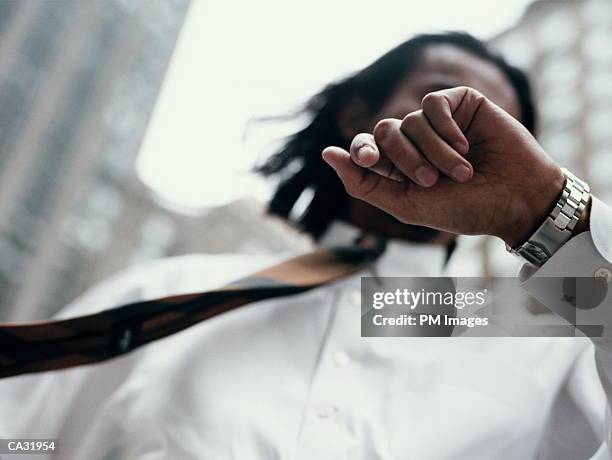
<box><xmin>582</xmin><ymin>28</ymin><xmax>612</xmax><ymax>65</ymax></box>
<box><xmin>581</xmin><ymin>0</ymin><xmax>612</xmax><ymax>27</ymax></box>
<box><xmin>539</xmin><ymin>91</ymin><xmax>584</xmax><ymax>127</ymax></box>
<box><xmin>538</xmin><ymin>53</ymin><xmax>583</xmax><ymax>94</ymax></box>
<box><xmin>540</xmin><ymin>130</ymin><xmax>582</xmax><ymax>167</ymax></box>
<box><xmin>585</xmin><ymin>69</ymin><xmax>612</xmax><ymax>103</ymax></box>
<box><xmin>0</xmin><ymin>2</ymin><xmax>18</xmax><ymax>37</ymax></box>
<box><xmin>587</xmin><ymin>147</ymin><xmax>612</xmax><ymax>189</ymax></box>
<box><xmin>586</xmin><ymin>108</ymin><xmax>612</xmax><ymax>145</ymax></box>
<box><xmin>536</xmin><ymin>10</ymin><xmax>578</xmax><ymax>51</ymax></box>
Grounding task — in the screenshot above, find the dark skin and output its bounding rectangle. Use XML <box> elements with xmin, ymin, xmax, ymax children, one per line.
<box><xmin>325</xmin><ymin>48</ymin><xmax>591</xmax><ymax>248</ymax></box>
<box><xmin>337</xmin><ymin>44</ymin><xmax>523</xmax><ymax>245</ymax></box>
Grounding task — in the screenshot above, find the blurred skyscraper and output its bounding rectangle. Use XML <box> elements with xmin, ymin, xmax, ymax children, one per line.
<box><xmin>0</xmin><ymin>0</ymin><xmax>194</xmax><ymax>320</ymax></box>
<box><xmin>0</xmin><ymin>0</ymin><xmax>310</xmax><ymax>321</ymax></box>
<box><xmin>483</xmin><ymin>0</ymin><xmax>612</xmax><ymax>276</ymax></box>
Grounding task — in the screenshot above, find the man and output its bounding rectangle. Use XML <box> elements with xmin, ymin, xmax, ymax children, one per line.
<box><xmin>0</xmin><ymin>33</ymin><xmax>610</xmax><ymax>459</ymax></box>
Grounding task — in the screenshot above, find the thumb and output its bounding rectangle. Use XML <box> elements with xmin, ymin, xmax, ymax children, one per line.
<box><xmin>322</xmin><ymin>146</ymin><xmax>428</xmax><ymax>227</ymax></box>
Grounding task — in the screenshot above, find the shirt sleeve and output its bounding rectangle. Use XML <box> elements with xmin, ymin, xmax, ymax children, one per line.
<box><xmin>519</xmin><ymin>196</ymin><xmax>612</xmax><ymax>459</ymax></box>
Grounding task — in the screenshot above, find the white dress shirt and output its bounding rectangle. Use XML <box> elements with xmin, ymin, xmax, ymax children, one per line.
<box><xmin>1</xmin><ymin>198</ymin><xmax>611</xmax><ymax>460</ymax></box>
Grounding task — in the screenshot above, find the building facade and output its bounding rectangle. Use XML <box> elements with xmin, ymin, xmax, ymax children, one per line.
<box><xmin>0</xmin><ymin>0</ymin><xmax>194</xmax><ymax>320</ymax></box>
<box><xmin>482</xmin><ymin>0</ymin><xmax>612</xmax><ymax>276</ymax></box>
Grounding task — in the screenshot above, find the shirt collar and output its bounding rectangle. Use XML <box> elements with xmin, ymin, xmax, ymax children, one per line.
<box><xmin>319</xmin><ymin>221</ymin><xmax>446</xmax><ymax>277</ymax></box>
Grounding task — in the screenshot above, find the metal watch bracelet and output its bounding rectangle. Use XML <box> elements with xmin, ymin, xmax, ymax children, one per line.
<box><xmin>507</xmin><ymin>168</ymin><xmax>590</xmax><ymax>267</ymax></box>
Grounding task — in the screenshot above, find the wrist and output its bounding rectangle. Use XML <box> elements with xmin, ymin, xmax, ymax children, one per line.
<box><xmin>500</xmin><ymin>166</ymin><xmax>566</xmax><ymax>248</ymax></box>
<box><xmin>503</xmin><ymin>167</ymin><xmax>591</xmax><ymax>267</ymax></box>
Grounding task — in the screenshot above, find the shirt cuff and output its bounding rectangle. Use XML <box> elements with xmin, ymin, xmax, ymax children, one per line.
<box><xmin>518</xmin><ymin>195</ymin><xmax>612</xmax><ymax>281</ymax></box>
<box><xmin>518</xmin><ymin>196</ymin><xmax>612</xmax><ymax>347</ymax></box>
<box><xmin>591</xmin><ymin>196</ymin><xmax>612</xmax><ymax>264</ymax></box>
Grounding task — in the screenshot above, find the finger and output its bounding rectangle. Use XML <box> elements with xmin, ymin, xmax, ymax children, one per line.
<box><xmin>322</xmin><ymin>146</ymin><xmax>424</xmax><ymax>225</ymax></box>
<box><xmin>373</xmin><ymin>119</ymin><xmax>438</xmax><ymax>187</ymax></box>
<box><xmin>421</xmin><ymin>91</ymin><xmax>469</xmax><ymax>155</ymax></box>
<box><xmin>401</xmin><ymin>111</ymin><xmax>473</xmax><ymax>183</ymax></box>
<box><xmin>350</xmin><ymin>133</ymin><xmax>379</xmax><ymax>167</ymax></box>
<box><xmin>350</xmin><ymin>133</ymin><xmax>405</xmax><ymax>181</ymax></box>
<box><xmin>425</xmin><ymin>86</ymin><xmax>490</xmax><ymax>135</ymax></box>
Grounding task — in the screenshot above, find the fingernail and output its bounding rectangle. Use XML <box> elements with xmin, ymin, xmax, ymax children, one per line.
<box><xmin>357</xmin><ymin>145</ymin><xmax>376</xmax><ymax>164</ymax></box>
<box><xmin>321</xmin><ymin>148</ymin><xmax>340</xmax><ymax>170</ymax></box>
<box><xmin>453</xmin><ymin>141</ymin><xmax>468</xmax><ymax>155</ymax></box>
<box><xmin>415</xmin><ymin>165</ymin><xmax>438</xmax><ymax>187</ymax></box>
<box><xmin>452</xmin><ymin>164</ymin><xmax>472</xmax><ymax>182</ymax></box>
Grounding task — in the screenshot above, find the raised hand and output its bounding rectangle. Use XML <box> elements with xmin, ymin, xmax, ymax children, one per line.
<box><xmin>322</xmin><ymin>86</ymin><xmax>565</xmax><ymax>247</ymax></box>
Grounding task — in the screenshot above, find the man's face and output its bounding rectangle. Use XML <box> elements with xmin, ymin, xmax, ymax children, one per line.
<box><xmin>343</xmin><ymin>44</ymin><xmax>523</xmax><ymax>241</ymax></box>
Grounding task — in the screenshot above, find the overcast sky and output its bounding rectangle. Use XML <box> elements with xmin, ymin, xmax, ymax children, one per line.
<box><xmin>137</xmin><ymin>0</ymin><xmax>534</xmax><ymax>211</ymax></box>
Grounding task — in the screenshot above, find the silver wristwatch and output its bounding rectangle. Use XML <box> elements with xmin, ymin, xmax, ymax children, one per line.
<box><xmin>507</xmin><ymin>168</ymin><xmax>590</xmax><ymax>267</ymax></box>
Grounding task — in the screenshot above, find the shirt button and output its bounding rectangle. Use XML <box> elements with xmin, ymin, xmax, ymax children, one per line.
<box><xmin>333</xmin><ymin>351</ymin><xmax>350</xmax><ymax>368</ymax></box>
<box><xmin>350</xmin><ymin>291</ymin><xmax>361</xmax><ymax>306</ymax></box>
<box><xmin>316</xmin><ymin>405</ymin><xmax>337</xmax><ymax>419</ymax></box>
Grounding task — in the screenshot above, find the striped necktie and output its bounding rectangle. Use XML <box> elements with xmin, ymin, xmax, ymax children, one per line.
<box><xmin>0</xmin><ymin>237</ymin><xmax>385</xmax><ymax>379</ymax></box>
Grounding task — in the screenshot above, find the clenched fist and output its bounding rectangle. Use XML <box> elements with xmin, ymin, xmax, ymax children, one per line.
<box><xmin>322</xmin><ymin>86</ymin><xmax>568</xmax><ymax>248</ymax></box>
